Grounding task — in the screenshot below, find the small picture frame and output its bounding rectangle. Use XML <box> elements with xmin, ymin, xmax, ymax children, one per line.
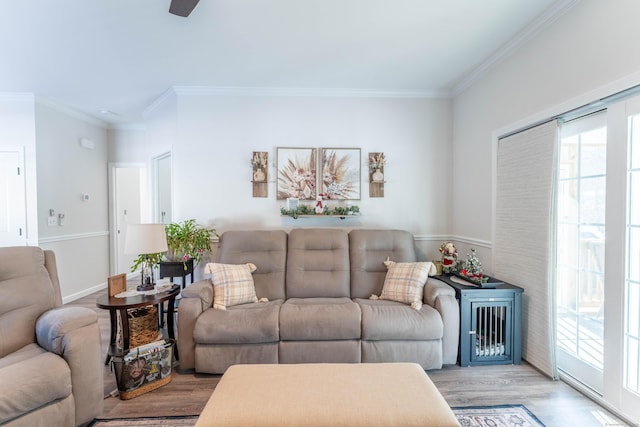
<box><xmin>108</xmin><ymin>273</ymin><xmax>127</xmax><ymax>297</ymax></box>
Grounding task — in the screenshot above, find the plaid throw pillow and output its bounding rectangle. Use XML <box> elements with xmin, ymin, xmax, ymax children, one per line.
<box><xmin>375</xmin><ymin>258</ymin><xmax>436</xmax><ymax>310</ymax></box>
<box><xmin>206</xmin><ymin>263</ymin><xmax>258</xmax><ymax>310</ymax></box>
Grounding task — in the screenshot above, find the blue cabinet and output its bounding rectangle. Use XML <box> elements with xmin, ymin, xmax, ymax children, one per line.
<box><xmin>435</xmin><ymin>274</ymin><xmax>523</xmax><ymax>367</ymax></box>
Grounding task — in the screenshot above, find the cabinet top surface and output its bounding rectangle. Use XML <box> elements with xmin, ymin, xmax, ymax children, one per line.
<box><xmin>434</xmin><ymin>274</ymin><xmax>524</xmax><ymax>293</ymax></box>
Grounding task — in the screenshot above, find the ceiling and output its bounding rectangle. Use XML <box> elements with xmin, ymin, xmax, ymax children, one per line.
<box><xmin>0</xmin><ymin>0</ymin><xmax>567</xmax><ymax>125</ymax></box>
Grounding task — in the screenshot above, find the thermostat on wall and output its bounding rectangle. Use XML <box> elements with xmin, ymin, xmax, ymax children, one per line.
<box><xmin>82</xmin><ymin>193</ymin><xmax>90</xmax><ymax>201</ymax></box>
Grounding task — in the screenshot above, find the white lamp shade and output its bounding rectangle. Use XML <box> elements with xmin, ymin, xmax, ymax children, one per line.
<box><xmin>124</xmin><ymin>223</ymin><xmax>168</xmax><ymax>255</ymax></box>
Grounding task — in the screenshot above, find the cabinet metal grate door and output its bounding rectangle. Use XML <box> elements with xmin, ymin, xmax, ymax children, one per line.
<box><xmin>470</xmin><ymin>301</ymin><xmax>513</xmax><ymax>363</ymax></box>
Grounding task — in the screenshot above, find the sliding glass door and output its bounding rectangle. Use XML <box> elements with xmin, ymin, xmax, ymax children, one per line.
<box><xmin>554</xmin><ymin>97</ymin><xmax>640</xmax><ymax>421</ymax></box>
<box><xmin>556</xmin><ymin>112</ymin><xmax>606</xmax><ymax>393</ymax></box>
<box><xmin>621</xmin><ymin>101</ymin><xmax>640</xmax><ymax>419</ymax></box>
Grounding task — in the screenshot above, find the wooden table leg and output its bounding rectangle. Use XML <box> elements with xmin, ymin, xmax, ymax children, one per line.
<box><xmin>167</xmin><ymin>295</ymin><xmax>179</xmax><ymax>360</ymax></box>
<box><xmin>105</xmin><ymin>309</ymin><xmax>118</xmax><ymax>365</ymax></box>
<box><xmin>119</xmin><ymin>308</ymin><xmax>130</xmax><ymax>353</ymax></box>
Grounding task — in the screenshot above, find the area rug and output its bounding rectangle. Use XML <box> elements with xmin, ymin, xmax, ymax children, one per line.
<box><xmin>452</xmin><ymin>404</ymin><xmax>545</xmax><ymax>427</ymax></box>
<box><xmin>88</xmin><ymin>416</ymin><xmax>198</xmax><ymax>426</ymax></box>
<box><xmin>89</xmin><ymin>404</ymin><xmax>544</xmax><ymax>427</ymax></box>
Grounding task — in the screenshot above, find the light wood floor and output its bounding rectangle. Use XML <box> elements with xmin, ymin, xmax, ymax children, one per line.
<box><xmin>68</xmin><ymin>288</ymin><xmax>633</xmax><ymax>426</ymax></box>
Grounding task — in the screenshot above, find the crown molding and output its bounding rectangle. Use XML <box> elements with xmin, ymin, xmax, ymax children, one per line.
<box><xmin>0</xmin><ymin>92</ymin><xmax>35</xmax><ymax>102</ymax></box>
<box><xmin>451</xmin><ymin>0</ymin><xmax>580</xmax><ymax>97</ymax></box>
<box><xmin>170</xmin><ymin>86</ymin><xmax>451</xmax><ymax>99</ymax></box>
<box><xmin>35</xmin><ymin>96</ymin><xmax>109</xmax><ymax>129</ymax></box>
<box><xmin>142</xmin><ymin>87</ymin><xmax>178</xmax><ymax>119</ymax></box>
<box><xmin>108</xmin><ymin>123</ymin><xmax>146</xmax><ymax>131</ymax></box>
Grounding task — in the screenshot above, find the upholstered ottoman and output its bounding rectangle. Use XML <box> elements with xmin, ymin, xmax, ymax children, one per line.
<box><xmin>195</xmin><ymin>363</ymin><xmax>459</xmax><ymax>426</ymax></box>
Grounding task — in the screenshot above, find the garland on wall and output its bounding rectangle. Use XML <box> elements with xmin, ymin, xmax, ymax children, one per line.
<box><xmin>280</xmin><ymin>204</ymin><xmax>360</xmax><ymax>219</ymax></box>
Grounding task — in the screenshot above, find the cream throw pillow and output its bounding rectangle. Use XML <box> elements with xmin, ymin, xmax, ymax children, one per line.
<box><xmin>372</xmin><ymin>258</ymin><xmax>437</xmax><ymax>310</ymax></box>
<box><xmin>205</xmin><ymin>262</ymin><xmax>259</xmax><ymax>310</ymax></box>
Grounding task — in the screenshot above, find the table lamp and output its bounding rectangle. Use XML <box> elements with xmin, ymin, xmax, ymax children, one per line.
<box><xmin>125</xmin><ymin>223</ymin><xmax>168</xmax><ymax>291</ymax></box>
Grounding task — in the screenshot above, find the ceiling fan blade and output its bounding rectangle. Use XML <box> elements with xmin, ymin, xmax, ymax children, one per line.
<box><xmin>169</xmin><ymin>0</ymin><xmax>200</xmax><ymax>17</ymax></box>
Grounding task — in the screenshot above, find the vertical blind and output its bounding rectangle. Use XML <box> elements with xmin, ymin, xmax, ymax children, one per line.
<box><xmin>494</xmin><ymin>120</ymin><xmax>559</xmax><ymax>378</ymax></box>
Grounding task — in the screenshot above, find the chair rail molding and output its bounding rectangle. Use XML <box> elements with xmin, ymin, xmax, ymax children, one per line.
<box><xmin>39</xmin><ymin>230</ymin><xmax>109</xmax><ymax>244</ymax></box>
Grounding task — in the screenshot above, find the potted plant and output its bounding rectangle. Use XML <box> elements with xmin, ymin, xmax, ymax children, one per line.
<box><xmin>164</xmin><ymin>219</ymin><xmax>217</xmax><ymax>268</ymax></box>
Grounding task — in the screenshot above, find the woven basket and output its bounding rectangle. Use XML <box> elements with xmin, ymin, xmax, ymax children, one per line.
<box><xmin>115</xmin><ymin>306</ymin><xmax>161</xmax><ymax>350</ymax></box>
<box><xmin>127</xmin><ymin>305</ymin><xmax>159</xmax><ymax>349</ymax></box>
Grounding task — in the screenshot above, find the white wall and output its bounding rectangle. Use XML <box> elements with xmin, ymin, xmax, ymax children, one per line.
<box><xmin>160</xmin><ymin>92</ymin><xmax>452</xmax><ymax>255</ymax></box>
<box><xmin>35</xmin><ymin>101</ymin><xmax>110</xmax><ymax>301</ymax></box>
<box><xmin>0</xmin><ymin>93</ymin><xmax>37</xmax><ymax>245</ymax></box>
<box><xmin>108</xmin><ymin>126</ymin><xmax>147</xmax><ymax>163</ymax></box>
<box><xmin>452</xmin><ymin>0</ymin><xmax>640</xmax><ymax>272</ymax></box>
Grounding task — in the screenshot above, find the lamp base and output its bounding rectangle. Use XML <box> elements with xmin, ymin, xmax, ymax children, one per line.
<box><xmin>137</xmin><ymin>283</ymin><xmax>155</xmax><ymax>292</ymax></box>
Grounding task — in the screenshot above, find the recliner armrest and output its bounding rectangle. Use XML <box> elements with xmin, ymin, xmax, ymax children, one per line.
<box><xmin>36</xmin><ymin>307</ymin><xmax>97</xmax><ymax>354</ymax></box>
<box><xmin>423</xmin><ymin>278</ymin><xmax>459</xmax><ymax>365</ymax></box>
<box><xmin>423</xmin><ymin>277</ymin><xmax>455</xmax><ymax>307</ymax></box>
<box><xmin>178</xmin><ymin>279</ymin><xmax>214</xmax><ymax>370</ymax></box>
<box><xmin>181</xmin><ymin>279</ymin><xmax>214</xmax><ymax>310</ymax></box>
<box><xmin>35</xmin><ymin>306</ymin><xmax>103</xmax><ymax>425</ymax></box>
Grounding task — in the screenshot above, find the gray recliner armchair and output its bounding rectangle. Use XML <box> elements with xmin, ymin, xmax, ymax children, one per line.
<box><xmin>0</xmin><ymin>247</ymin><xmax>103</xmax><ymax>426</ymax></box>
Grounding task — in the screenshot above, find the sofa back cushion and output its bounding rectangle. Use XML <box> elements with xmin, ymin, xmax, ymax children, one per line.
<box><xmin>349</xmin><ymin>229</ymin><xmax>417</xmax><ymax>299</ymax></box>
<box><xmin>216</xmin><ymin>230</ymin><xmax>287</xmax><ymax>301</ymax></box>
<box><xmin>286</xmin><ymin>229</ymin><xmax>350</xmax><ymax>298</ymax></box>
<box><xmin>0</xmin><ymin>247</ymin><xmax>57</xmax><ymax>358</ymax></box>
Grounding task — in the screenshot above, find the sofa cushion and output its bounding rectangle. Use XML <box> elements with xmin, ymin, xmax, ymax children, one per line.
<box><xmin>216</xmin><ymin>230</ymin><xmax>287</xmax><ymax>301</ymax></box>
<box><xmin>377</xmin><ymin>260</ymin><xmax>436</xmax><ymax>310</ymax></box>
<box><xmin>194</xmin><ymin>300</ymin><xmax>283</xmax><ymax>344</ymax></box>
<box><xmin>349</xmin><ymin>229</ymin><xmax>418</xmax><ymax>299</ymax></box>
<box><xmin>356</xmin><ymin>299</ymin><xmax>443</xmax><ymax>341</ymax></box>
<box><xmin>0</xmin><ymin>247</ymin><xmax>57</xmax><ymax>358</ymax></box>
<box><xmin>206</xmin><ymin>263</ymin><xmax>259</xmax><ymax>310</ymax></box>
<box><xmin>0</xmin><ymin>343</ymin><xmax>71</xmax><ymax>423</ymax></box>
<box><xmin>286</xmin><ymin>229</ymin><xmax>350</xmax><ymax>298</ymax></box>
<box><xmin>280</xmin><ymin>298</ymin><xmax>361</xmax><ymax>340</ymax></box>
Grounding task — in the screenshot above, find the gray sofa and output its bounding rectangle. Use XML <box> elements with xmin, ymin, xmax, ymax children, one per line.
<box><xmin>177</xmin><ymin>229</ymin><xmax>459</xmax><ymax>374</ymax></box>
<box><xmin>0</xmin><ymin>247</ymin><xmax>104</xmax><ymax>427</ymax></box>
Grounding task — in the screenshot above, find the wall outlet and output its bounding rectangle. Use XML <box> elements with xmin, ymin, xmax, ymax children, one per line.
<box><xmin>47</xmin><ymin>216</ymin><xmax>57</xmax><ymax>226</ymax></box>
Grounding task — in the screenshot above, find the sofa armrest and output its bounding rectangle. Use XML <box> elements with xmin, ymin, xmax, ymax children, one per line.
<box><xmin>178</xmin><ymin>279</ymin><xmax>213</xmax><ymax>370</ymax></box>
<box><xmin>423</xmin><ymin>278</ymin><xmax>459</xmax><ymax>365</ymax></box>
<box><xmin>36</xmin><ymin>307</ymin><xmax>104</xmax><ymax>425</ymax></box>
<box><xmin>181</xmin><ymin>279</ymin><xmax>214</xmax><ymax>310</ymax></box>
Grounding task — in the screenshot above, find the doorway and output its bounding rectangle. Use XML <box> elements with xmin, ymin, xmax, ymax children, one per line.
<box><xmin>0</xmin><ymin>147</ymin><xmax>26</xmax><ymax>246</ymax></box>
<box><xmin>153</xmin><ymin>152</ymin><xmax>172</xmax><ymax>224</ymax></box>
<box><xmin>109</xmin><ymin>164</ymin><xmax>147</xmax><ymax>275</ymax></box>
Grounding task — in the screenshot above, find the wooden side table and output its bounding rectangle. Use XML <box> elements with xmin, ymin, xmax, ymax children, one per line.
<box><xmin>434</xmin><ymin>274</ymin><xmax>523</xmax><ymax>367</ymax></box>
<box><xmin>158</xmin><ymin>259</ymin><xmax>194</xmax><ymax>327</ymax></box>
<box><xmin>159</xmin><ymin>258</ymin><xmax>194</xmax><ymax>289</ymax></box>
<box><xmin>96</xmin><ymin>285</ymin><xmax>180</xmax><ymax>365</ymax></box>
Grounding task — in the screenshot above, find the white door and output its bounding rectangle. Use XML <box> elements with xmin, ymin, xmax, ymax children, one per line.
<box><xmin>0</xmin><ymin>149</ymin><xmax>26</xmax><ymax>246</ymax></box>
<box><xmin>113</xmin><ymin>166</ymin><xmax>146</xmax><ymax>274</ymax></box>
<box><xmin>154</xmin><ymin>153</ymin><xmax>172</xmax><ymax>224</ymax></box>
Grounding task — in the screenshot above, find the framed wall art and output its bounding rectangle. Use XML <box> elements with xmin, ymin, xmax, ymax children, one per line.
<box><xmin>276</xmin><ymin>147</ymin><xmax>317</xmax><ymax>200</ymax></box>
<box><xmin>321</xmin><ymin>148</ymin><xmax>361</xmax><ymax>200</ymax></box>
<box><xmin>251</xmin><ymin>151</ymin><xmax>268</xmax><ymax>198</ymax></box>
<box><xmin>368</xmin><ymin>152</ymin><xmax>385</xmax><ymax>198</ymax></box>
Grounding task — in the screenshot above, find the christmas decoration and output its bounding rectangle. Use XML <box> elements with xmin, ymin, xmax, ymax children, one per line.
<box><xmin>438</xmin><ymin>241</ymin><xmax>458</xmax><ymax>273</ymax></box>
<box><xmin>458</xmin><ymin>249</ymin><xmax>488</xmax><ymax>283</ymax></box>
